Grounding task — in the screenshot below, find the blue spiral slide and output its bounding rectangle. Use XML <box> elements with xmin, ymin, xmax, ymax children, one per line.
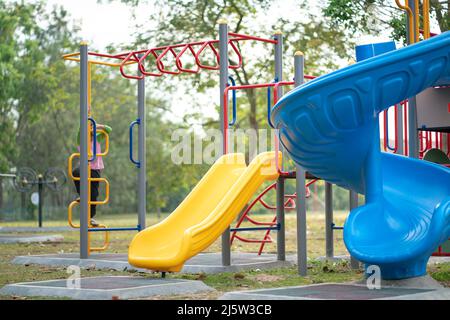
<box><xmin>271</xmin><ymin>32</ymin><xmax>450</xmax><ymax>279</ymax></box>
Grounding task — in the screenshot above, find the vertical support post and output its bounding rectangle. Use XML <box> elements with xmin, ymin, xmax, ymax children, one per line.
<box><xmin>276</xmin><ymin>178</ymin><xmax>285</xmax><ymax>261</ymax></box>
<box><xmin>38</xmin><ymin>175</ymin><xmax>43</xmax><ymax>228</ymax></box>
<box><xmin>218</xmin><ymin>19</ymin><xmax>230</xmax><ymax>266</ymax></box>
<box><xmin>444</xmin><ymin>133</ymin><xmax>448</xmax><ymax>154</ymax></box>
<box><xmin>137</xmin><ymin>58</ymin><xmax>146</xmax><ymax>230</ymax></box>
<box><xmin>407</xmin><ymin>0</ymin><xmax>419</xmax><ymax>158</ymax></box>
<box><xmin>407</xmin><ymin>93</ymin><xmax>418</xmax><ymax>158</ymax></box>
<box><xmin>274</xmin><ymin>31</ymin><xmax>285</xmax><ymax>261</ymax></box>
<box><xmin>79</xmin><ymin>42</ymin><xmax>89</xmax><ymax>259</ymax></box>
<box><xmin>325</xmin><ymin>182</ymin><xmax>333</xmax><ymax>258</ymax></box>
<box><xmin>296</xmin><ymin>167</ymin><xmax>307</xmax><ymax>275</ymax></box>
<box><xmin>349</xmin><ymin>190</ymin><xmax>360</xmax><ymax>269</ymax></box>
<box><xmin>294</xmin><ymin>51</ymin><xmax>307</xmax><ymax>276</ymax></box>
<box><xmin>274</xmin><ymin>31</ymin><xmax>283</xmax><ymax>95</ymax></box>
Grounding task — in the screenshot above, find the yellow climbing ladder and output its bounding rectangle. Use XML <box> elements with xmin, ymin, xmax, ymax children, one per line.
<box><xmin>67</xmin><ymin>62</ymin><xmax>111</xmax><ymax>253</ymax></box>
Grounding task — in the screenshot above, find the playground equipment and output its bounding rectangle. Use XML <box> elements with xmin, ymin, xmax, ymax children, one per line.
<box><xmin>224</xmin><ymin>77</ymin><xmax>320</xmax><ymax>254</ymax></box>
<box><xmin>317</xmin><ymin>0</ymin><xmax>450</xmax><ymax>266</ymax></box>
<box><xmin>63</xmin><ymin>22</ymin><xmax>325</xmax><ymax>274</ymax></box>
<box><xmin>381</xmin><ymin>1</ymin><xmax>450</xmax><ymax>258</ymax></box>
<box><xmin>129</xmin><ymin>152</ymin><xmax>280</xmax><ymax>271</ymax></box>
<box><xmin>271</xmin><ymin>26</ymin><xmax>450</xmax><ymax>280</ymax></box>
<box><xmin>64</xmin><ymin>46</ymin><xmax>146</xmax><ymax>256</ymax></box>
<box><xmin>5</xmin><ymin>0</ymin><xmax>450</xmax><ymax>303</ymax></box>
<box><xmin>0</xmin><ymin>167</ymin><xmax>66</xmax><ymax>227</ymax></box>
<box><xmin>230</xmin><ymin>178</ymin><xmax>317</xmax><ymax>255</ymax></box>
<box><xmin>63</xmin><ymin>1</ymin><xmax>448</xmax><ymax>278</ymax></box>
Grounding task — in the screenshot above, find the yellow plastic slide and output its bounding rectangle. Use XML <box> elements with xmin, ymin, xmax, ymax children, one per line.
<box><xmin>128</xmin><ymin>151</ymin><xmax>280</xmax><ymax>272</ymax></box>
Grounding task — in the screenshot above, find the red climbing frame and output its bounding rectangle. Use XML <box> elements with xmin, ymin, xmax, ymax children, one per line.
<box><xmin>80</xmin><ymin>33</ymin><xmax>322</xmax><ymax>255</ymax></box>
<box><xmin>383</xmin><ymin>99</ymin><xmax>448</xmax><ymax>158</ymax></box>
<box><xmin>224</xmin><ymin>78</ymin><xmax>320</xmax><ymax>254</ymax></box>
<box><xmin>421</xmin><ymin>127</ymin><xmax>450</xmax><ymax>256</ymax></box>
<box><xmin>223</xmin><ymin>78</ymin><xmax>317</xmax><ymax>174</ymax></box>
<box><xmin>78</xmin><ymin>33</ymin><xmax>277</xmax><ymax>80</ymax></box>
<box><xmin>230</xmin><ymin>179</ymin><xmax>318</xmax><ymax>255</ymax></box>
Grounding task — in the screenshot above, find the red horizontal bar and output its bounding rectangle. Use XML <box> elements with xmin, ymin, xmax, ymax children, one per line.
<box><xmin>228</xmin><ymin>32</ymin><xmax>278</xmax><ymax>44</ymax></box>
<box><xmin>419</xmin><ymin>29</ymin><xmax>439</xmax><ymax>37</ymax></box>
<box><xmin>78</xmin><ymin>32</ymin><xmax>275</xmax><ymax>79</ymax></box>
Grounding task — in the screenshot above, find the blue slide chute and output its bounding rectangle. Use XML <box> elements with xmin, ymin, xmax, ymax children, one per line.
<box><xmin>271</xmin><ymin>32</ymin><xmax>450</xmax><ymax>279</ymax></box>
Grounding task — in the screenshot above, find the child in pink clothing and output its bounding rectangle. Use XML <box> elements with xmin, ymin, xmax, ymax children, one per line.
<box><xmin>72</xmin><ymin>115</ymin><xmax>111</xmax><ymax>226</ymax></box>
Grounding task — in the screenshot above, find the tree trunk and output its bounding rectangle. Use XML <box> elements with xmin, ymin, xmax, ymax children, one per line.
<box><xmin>21</xmin><ymin>192</ymin><xmax>26</xmax><ymax>220</ymax></box>
<box><xmin>156</xmin><ymin>206</ymin><xmax>161</xmax><ymax>220</ymax></box>
<box><xmin>431</xmin><ymin>0</ymin><xmax>449</xmax><ymax>32</ymax></box>
<box><xmin>0</xmin><ymin>178</ymin><xmax>3</xmax><ymax>210</ymax></box>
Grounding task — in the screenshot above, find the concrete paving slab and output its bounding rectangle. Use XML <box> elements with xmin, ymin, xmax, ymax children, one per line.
<box><xmin>219</xmin><ymin>283</ymin><xmax>450</xmax><ymax>300</ymax></box>
<box><xmin>0</xmin><ymin>276</ymin><xmax>214</xmax><ymax>300</ymax></box>
<box><xmin>181</xmin><ymin>252</ymin><xmax>295</xmax><ymax>273</ymax></box>
<box><xmin>318</xmin><ymin>254</ymin><xmax>450</xmax><ymax>265</ymax></box>
<box><xmin>365</xmin><ymin>275</ymin><xmax>444</xmax><ymax>289</ymax></box>
<box><xmin>0</xmin><ymin>234</ymin><xmax>64</xmax><ymax>244</ymax></box>
<box><xmin>12</xmin><ymin>252</ymin><xmax>295</xmax><ymax>274</ymax></box>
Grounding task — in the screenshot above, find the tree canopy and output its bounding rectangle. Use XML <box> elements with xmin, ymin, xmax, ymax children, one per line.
<box><xmin>1</xmin><ymin>0</ymin><xmax>420</xmax><ymax>221</ymax></box>
<box><xmin>323</xmin><ymin>0</ymin><xmax>449</xmax><ymax>43</ymax></box>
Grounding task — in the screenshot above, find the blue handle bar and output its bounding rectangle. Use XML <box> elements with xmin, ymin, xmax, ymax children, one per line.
<box><xmin>267</xmin><ymin>78</ymin><xmax>278</xmax><ymax>129</ymax></box>
<box><xmin>129</xmin><ymin>118</ymin><xmax>141</xmax><ymax>168</ymax></box>
<box><xmin>228</xmin><ymin>76</ymin><xmax>237</xmax><ymax>127</ymax></box>
<box><xmin>88</xmin><ymin>117</ymin><xmax>97</xmax><ymax>162</ymax></box>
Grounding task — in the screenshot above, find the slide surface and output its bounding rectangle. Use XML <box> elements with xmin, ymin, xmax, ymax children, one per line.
<box><xmin>128</xmin><ymin>152</ymin><xmax>280</xmax><ymax>272</ymax></box>
<box><xmin>271</xmin><ymin>32</ymin><xmax>450</xmax><ymax>279</ymax></box>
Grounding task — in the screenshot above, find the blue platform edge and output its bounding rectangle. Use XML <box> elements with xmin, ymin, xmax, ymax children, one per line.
<box><xmin>271</xmin><ymin>32</ymin><xmax>450</xmax><ymax>279</ymax></box>
<box><xmin>355</xmin><ymin>41</ymin><xmax>396</xmax><ymax>62</ymax></box>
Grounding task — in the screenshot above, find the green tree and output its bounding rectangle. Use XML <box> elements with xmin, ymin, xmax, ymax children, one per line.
<box><xmin>0</xmin><ymin>1</ymin><xmax>81</xmax><ymax>218</ymax></box>
<box><xmin>0</xmin><ymin>1</ymin><xmax>79</xmax><ymax>171</ymax></box>
<box><xmin>323</xmin><ymin>0</ymin><xmax>449</xmax><ymax>43</ymax></box>
<box><xmin>104</xmin><ymin>0</ymin><xmax>356</xmax><ymax>217</ymax></box>
<box><xmin>112</xmin><ymin>0</ymin><xmax>353</xmax><ymax>133</ymax></box>
<box><xmin>0</xmin><ymin>0</ymin><xmax>222</xmax><ymax>219</ymax></box>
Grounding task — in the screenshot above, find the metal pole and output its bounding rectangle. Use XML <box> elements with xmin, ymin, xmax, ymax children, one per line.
<box><xmin>407</xmin><ymin>91</ymin><xmax>418</xmax><ymax>158</ymax></box>
<box><xmin>218</xmin><ymin>19</ymin><xmax>230</xmax><ymax>266</ymax></box>
<box><xmin>79</xmin><ymin>42</ymin><xmax>89</xmax><ymax>259</ymax></box>
<box><xmin>294</xmin><ymin>51</ymin><xmax>308</xmax><ymax>276</ymax></box>
<box><xmin>276</xmin><ymin>178</ymin><xmax>285</xmax><ymax>261</ymax></box>
<box><xmin>407</xmin><ymin>0</ymin><xmax>418</xmax><ymax>44</ymax></box>
<box><xmin>274</xmin><ymin>30</ymin><xmax>283</xmax><ymax>95</ymax></box>
<box><xmin>137</xmin><ymin>58</ymin><xmax>146</xmax><ymax>230</ymax></box>
<box><xmin>325</xmin><ymin>182</ymin><xmax>333</xmax><ymax>258</ymax></box>
<box><xmin>407</xmin><ymin>0</ymin><xmax>419</xmax><ymax>158</ymax></box>
<box><xmin>444</xmin><ymin>133</ymin><xmax>449</xmax><ymax>155</ymax></box>
<box><xmin>38</xmin><ymin>175</ymin><xmax>43</xmax><ymax>228</ymax></box>
<box><xmin>274</xmin><ymin>31</ymin><xmax>285</xmax><ymax>261</ymax></box>
<box><xmin>349</xmin><ymin>190</ymin><xmax>360</xmax><ymax>269</ymax></box>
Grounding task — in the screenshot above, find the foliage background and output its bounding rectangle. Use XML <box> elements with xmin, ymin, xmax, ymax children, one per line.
<box><xmin>0</xmin><ymin>0</ymin><xmax>447</xmax><ymax>222</ymax></box>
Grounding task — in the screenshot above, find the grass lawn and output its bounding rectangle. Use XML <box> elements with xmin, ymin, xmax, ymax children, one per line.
<box><xmin>0</xmin><ymin>211</ymin><xmax>449</xmax><ymax>300</ymax></box>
